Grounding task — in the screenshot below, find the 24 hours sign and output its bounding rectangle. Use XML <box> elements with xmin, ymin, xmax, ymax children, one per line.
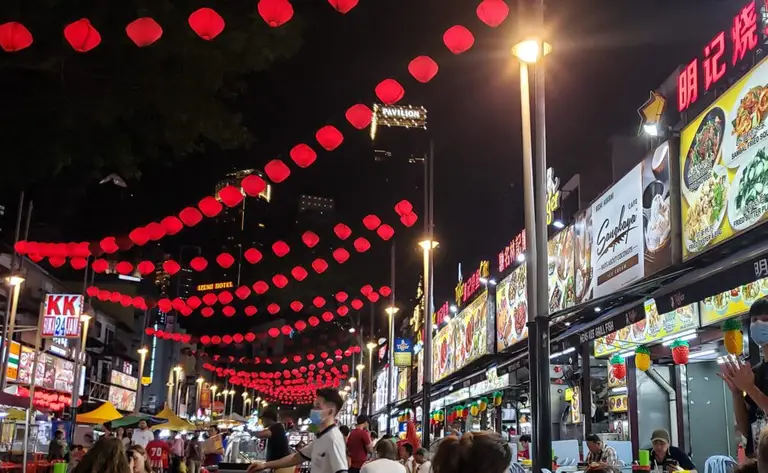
<box><xmin>42</xmin><ymin>294</ymin><xmax>83</xmax><ymax>339</ymax></box>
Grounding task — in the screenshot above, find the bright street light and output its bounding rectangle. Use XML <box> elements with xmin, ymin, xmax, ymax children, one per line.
<box><xmin>5</xmin><ymin>275</ymin><xmax>24</xmax><ymax>286</ymax></box>
<box><xmin>349</xmin><ymin>327</ymin><xmax>356</xmax><ymax>333</ymax></box>
<box><xmin>196</xmin><ymin>377</ymin><xmax>205</xmax><ymax>385</ymax></box>
<box><xmin>366</xmin><ymin>341</ymin><xmax>376</xmax><ymax>351</ymax></box>
<box><xmin>418</xmin><ymin>240</ymin><xmax>439</xmax><ymax>251</ymax></box>
<box><xmin>349</xmin><ymin>376</ymin><xmax>357</xmax><ymax>383</ymax></box>
<box><xmin>384</xmin><ymin>306</ymin><xmax>399</xmax><ymax>317</ymax></box>
<box><xmin>512</xmin><ymin>39</ymin><xmax>552</xmax><ymax>64</ymax></box>
<box><xmin>356</xmin><ymin>364</ymin><xmax>365</xmax><ymax>371</ymax></box>
<box><xmin>137</xmin><ymin>347</ymin><xmax>148</xmax><ymax>356</ymax></box>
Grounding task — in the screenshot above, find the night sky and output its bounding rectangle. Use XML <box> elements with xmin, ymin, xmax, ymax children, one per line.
<box><xmin>0</xmin><ymin>0</ymin><xmax>746</xmax><ymax>337</ymax></box>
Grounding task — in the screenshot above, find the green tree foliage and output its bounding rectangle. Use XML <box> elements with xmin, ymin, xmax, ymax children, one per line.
<box><xmin>0</xmin><ymin>0</ymin><xmax>302</xmax><ymax>187</ymax></box>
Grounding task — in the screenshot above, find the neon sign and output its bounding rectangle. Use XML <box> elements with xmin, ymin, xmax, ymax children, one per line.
<box><xmin>546</xmin><ymin>167</ymin><xmax>561</xmax><ymax>226</ymax></box>
<box><xmin>454</xmin><ymin>261</ymin><xmax>490</xmax><ymax>307</ymax></box>
<box><xmin>196</xmin><ymin>281</ymin><xmax>234</xmax><ymax>291</ymax></box>
<box><xmin>677</xmin><ymin>0</ymin><xmax>761</xmax><ymax>112</ymax></box>
<box><xmin>498</xmin><ymin>231</ymin><xmax>526</xmax><ymax>273</ymax></box>
<box><xmin>433</xmin><ymin>301</ymin><xmax>450</xmax><ymax>325</ymax></box>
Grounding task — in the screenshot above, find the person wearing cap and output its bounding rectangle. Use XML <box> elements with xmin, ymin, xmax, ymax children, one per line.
<box><xmin>412</xmin><ymin>448</ymin><xmax>431</xmax><ymax>473</ymax></box>
<box><xmin>719</xmin><ymin>297</ymin><xmax>768</xmax><ymax>458</ymax></box>
<box><xmin>648</xmin><ymin>429</ymin><xmax>696</xmax><ymax>472</ymax></box>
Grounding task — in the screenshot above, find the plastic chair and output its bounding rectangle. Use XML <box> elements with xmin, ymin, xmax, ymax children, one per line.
<box><xmin>704</xmin><ymin>455</ymin><xmax>737</xmax><ymax>473</ymax></box>
<box><xmin>510</xmin><ymin>463</ymin><xmax>527</xmax><ymax>473</ymax></box>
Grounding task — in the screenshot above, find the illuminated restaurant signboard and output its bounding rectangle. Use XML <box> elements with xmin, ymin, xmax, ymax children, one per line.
<box><xmin>594</xmin><ymin>300</ymin><xmax>699</xmax><ymax>357</ymax></box>
<box><xmin>433</xmin><ymin>302</ymin><xmax>451</xmax><ymax>326</ymax></box>
<box><xmin>393</xmin><ymin>338</ymin><xmax>413</xmax><ymax>368</ymax></box>
<box><xmin>677</xmin><ymin>0</ymin><xmax>761</xmax><ymax>112</ymax></box>
<box><xmin>454</xmin><ymin>261</ymin><xmax>490</xmax><ymax>307</ymax></box>
<box><xmin>497</xmin><ymin>231</ymin><xmax>526</xmax><ymax>273</ymax></box>
<box><xmin>699</xmin><ymin>278</ymin><xmax>767</xmax><ymax>326</ymax></box>
<box><xmin>110</xmin><ymin>370</ymin><xmax>139</xmax><ymax>391</ymax></box>
<box><xmin>196</xmin><ymin>281</ymin><xmax>234</xmax><ymax>292</ymax></box>
<box><xmin>433</xmin><ymin>291</ymin><xmax>493</xmax><ymax>382</ymax></box>
<box><xmin>42</xmin><ymin>294</ymin><xmax>83</xmax><ymax>339</ymax></box>
<box><xmin>680</xmin><ymin>55</ymin><xmax>768</xmax><ymax>260</ymax></box>
<box><xmin>496</xmin><ymin>265</ymin><xmax>528</xmax><ymax>352</ymax></box>
<box><xmin>109</xmin><ymin>385</ymin><xmax>136</xmax><ymax>411</ymax></box>
<box><xmin>574</xmin><ymin>141</ymin><xmax>673</xmax><ymax>303</ymax></box>
<box><xmin>546</xmin><ymin>168</ymin><xmax>561</xmax><ymax>225</ymax></box>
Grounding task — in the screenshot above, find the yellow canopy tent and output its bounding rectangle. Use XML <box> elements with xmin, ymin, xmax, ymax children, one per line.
<box><xmin>77</xmin><ymin>402</ymin><xmax>123</xmax><ymax>424</ymax></box>
<box><xmin>153</xmin><ymin>405</ymin><xmax>195</xmax><ymax>431</ymax></box>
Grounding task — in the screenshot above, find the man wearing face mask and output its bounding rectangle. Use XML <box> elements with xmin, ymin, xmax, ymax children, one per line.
<box><xmin>719</xmin><ymin>297</ymin><xmax>768</xmax><ymax>458</ymax></box>
<box><xmin>248</xmin><ymin>388</ymin><xmax>348</xmax><ymax>473</ymax></box>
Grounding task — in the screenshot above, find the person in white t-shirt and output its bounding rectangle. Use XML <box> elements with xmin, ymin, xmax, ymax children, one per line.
<box><xmin>131</xmin><ymin>420</ymin><xmax>155</xmax><ymax>449</ymax></box>
<box><xmin>412</xmin><ymin>448</ymin><xmax>431</xmax><ymax>473</ymax></box>
<box><xmin>362</xmin><ymin>440</ymin><xmax>406</xmax><ymax>473</ymax></box>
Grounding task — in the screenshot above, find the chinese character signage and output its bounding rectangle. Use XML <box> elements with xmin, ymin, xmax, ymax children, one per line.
<box><xmin>394</xmin><ymin>338</ymin><xmax>413</xmax><ymax>368</ymax></box>
<box><xmin>677</xmin><ymin>0</ymin><xmax>762</xmax><ymax>112</ymax></box>
<box><xmin>454</xmin><ymin>261</ymin><xmax>490</xmax><ymax>307</ymax></box>
<box><xmin>433</xmin><ymin>302</ymin><xmax>450</xmax><ymax>326</ymax></box>
<box><xmin>574</xmin><ymin>141</ymin><xmax>673</xmax><ymax>302</ymax></box>
<box><xmin>496</xmin><ymin>265</ymin><xmax>528</xmax><ymax>351</ymax></box>
<box><xmin>594</xmin><ymin>300</ymin><xmax>699</xmax><ymax>357</ymax></box>
<box><xmin>42</xmin><ymin>294</ymin><xmax>83</xmax><ymax>339</ymax></box>
<box><xmin>497</xmin><ymin>231</ymin><xmax>526</xmax><ymax>273</ymax></box>
<box><xmin>680</xmin><ymin>55</ymin><xmax>768</xmax><ymax>260</ymax></box>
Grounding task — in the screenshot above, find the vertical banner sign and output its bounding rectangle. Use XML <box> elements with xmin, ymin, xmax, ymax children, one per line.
<box><xmin>393</xmin><ymin>338</ymin><xmax>413</xmax><ymax>368</ymax></box>
<box><xmin>42</xmin><ymin>294</ymin><xmax>83</xmax><ymax>339</ymax></box>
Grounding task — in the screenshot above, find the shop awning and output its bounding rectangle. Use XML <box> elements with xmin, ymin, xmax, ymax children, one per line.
<box><xmin>652</xmin><ymin>240</ymin><xmax>768</xmax><ymax>314</ymax></box>
<box><xmin>76</xmin><ymin>402</ymin><xmax>123</xmax><ymax>424</ymax></box>
<box><xmin>553</xmin><ymin>299</ymin><xmax>646</xmax><ymax>348</ymax></box>
<box><xmin>153</xmin><ymin>404</ymin><xmax>195</xmax><ymax>431</ymax></box>
<box><xmin>0</xmin><ymin>392</ymin><xmax>31</xmax><ymax>409</ymax></box>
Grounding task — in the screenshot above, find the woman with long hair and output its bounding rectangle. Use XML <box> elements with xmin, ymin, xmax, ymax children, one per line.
<box><xmin>72</xmin><ymin>438</ymin><xmax>131</xmax><ymax>473</ymax></box>
<box><xmin>116</xmin><ymin>427</ymin><xmax>131</xmax><ymax>449</ymax></box>
<box><xmin>127</xmin><ymin>445</ymin><xmax>152</xmax><ymax>473</ymax></box>
<box><xmin>432</xmin><ymin>431</ymin><xmax>512</xmax><ymax>473</ymax></box>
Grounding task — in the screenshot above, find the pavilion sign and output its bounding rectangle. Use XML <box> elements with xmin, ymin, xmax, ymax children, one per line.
<box><xmin>370</xmin><ymin>104</ymin><xmax>427</xmax><ymax>140</ymax></box>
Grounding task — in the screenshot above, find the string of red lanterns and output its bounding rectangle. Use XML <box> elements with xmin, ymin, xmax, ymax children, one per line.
<box><xmin>200</xmin><ymin>345</ymin><xmax>359</xmax><ymax>368</ymax></box>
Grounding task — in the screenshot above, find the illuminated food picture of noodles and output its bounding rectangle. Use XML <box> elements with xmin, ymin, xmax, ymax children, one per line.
<box><xmin>732</xmin><ymin>84</ymin><xmax>768</xmax><ymax>148</ymax></box>
<box><xmin>685</xmin><ymin>169</ymin><xmax>728</xmax><ymax>247</ymax></box>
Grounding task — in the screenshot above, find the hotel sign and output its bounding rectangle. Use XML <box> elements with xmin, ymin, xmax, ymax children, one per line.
<box><xmin>196</xmin><ymin>281</ymin><xmax>234</xmax><ymax>292</ymax></box>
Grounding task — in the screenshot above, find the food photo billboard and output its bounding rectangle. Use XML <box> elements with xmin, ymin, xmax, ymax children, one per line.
<box><xmin>496</xmin><ymin>265</ymin><xmax>528</xmax><ymax>351</ymax></box>
<box><xmin>681</xmin><ymin>56</ymin><xmax>768</xmax><ymax>260</ymax></box>
<box><xmin>573</xmin><ymin>141</ymin><xmax>673</xmax><ymax>302</ymax></box>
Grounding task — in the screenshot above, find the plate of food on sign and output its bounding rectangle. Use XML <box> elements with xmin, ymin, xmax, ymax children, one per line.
<box><xmin>683</xmin><ymin>106</ymin><xmax>725</xmax><ymax>201</ymax></box>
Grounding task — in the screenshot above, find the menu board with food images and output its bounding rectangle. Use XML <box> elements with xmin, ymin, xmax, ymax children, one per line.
<box><xmin>108</xmin><ymin>385</ymin><xmax>136</xmax><ymax>411</ymax></box>
<box><xmin>110</xmin><ymin>370</ymin><xmax>139</xmax><ymax>391</ymax></box>
<box><xmin>700</xmin><ymin>278</ymin><xmax>768</xmax><ymax>326</ymax></box>
<box><xmin>433</xmin><ymin>320</ymin><xmax>456</xmax><ymax>382</ymax></box>
<box><xmin>53</xmin><ymin>358</ymin><xmax>74</xmax><ymax>393</ymax></box>
<box><xmin>496</xmin><ymin>265</ymin><xmax>528</xmax><ymax>351</ymax></box>
<box><xmin>433</xmin><ymin>291</ymin><xmax>492</xmax><ymax>382</ymax></box>
<box><xmin>608</xmin><ymin>394</ymin><xmax>628</xmax><ymax>413</ymax></box>
<box><xmin>574</xmin><ymin>142</ymin><xmax>673</xmax><ymax>302</ymax></box>
<box><xmin>681</xmin><ymin>57</ymin><xmax>768</xmax><ymax>260</ymax></box>
<box><xmin>547</xmin><ymin>226</ymin><xmax>576</xmax><ymax>313</ymax></box>
<box><xmin>594</xmin><ymin>300</ymin><xmax>699</xmax><ymax>357</ymax></box>
<box><xmin>607</xmin><ymin>362</ymin><xmax>627</xmax><ymax>389</ymax></box>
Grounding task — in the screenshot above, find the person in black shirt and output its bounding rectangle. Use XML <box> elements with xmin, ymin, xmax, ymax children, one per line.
<box><xmin>719</xmin><ymin>297</ymin><xmax>768</xmax><ymax>458</ymax></box>
<box><xmin>253</xmin><ymin>408</ymin><xmax>291</xmax><ymax>473</ymax></box>
<box><xmin>648</xmin><ymin>429</ymin><xmax>696</xmax><ymax>473</ymax></box>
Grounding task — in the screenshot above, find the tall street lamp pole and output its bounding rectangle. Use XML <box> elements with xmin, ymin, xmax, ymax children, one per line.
<box><xmin>513</xmin><ymin>35</ymin><xmax>552</xmax><ymax>471</ymax></box>
<box><xmin>135</xmin><ymin>347</ymin><xmax>149</xmax><ymax>414</ymax></box>
<box><xmin>366</xmin><ymin>341</ymin><xmax>376</xmax><ymax>416</ymax></box>
<box><xmin>419</xmin><ymin>239</ymin><xmax>437</xmax><ymax>445</ymax></box>
<box><xmin>384</xmin><ymin>306</ymin><xmax>399</xmax><ymax>434</ymax></box>
<box><xmin>196</xmin><ymin>376</ymin><xmax>204</xmax><ymax>415</ymax></box>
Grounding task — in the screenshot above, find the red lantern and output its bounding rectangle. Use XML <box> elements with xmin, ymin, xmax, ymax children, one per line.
<box><xmin>86</xmin><ymin>286</ymin><xmax>99</xmax><ymax>297</ymax></box>
<box><xmin>289</xmin><ymin>143</ymin><xmax>317</xmax><ymax>168</ymax></box>
<box><xmin>163</xmin><ymin>260</ymin><xmax>181</xmax><ymax>275</ymax></box>
<box><xmin>218</xmin><ymin>291</ymin><xmax>234</xmax><ymax>305</ymax></box>
<box><xmin>222</xmin><ymin>335</ymin><xmax>233</xmax><ymax>345</ymax></box>
<box><xmin>219</xmin><ymin>185</ymin><xmax>244</xmax><ymax>207</ymax></box>
<box><xmin>353</xmin><ymin>238</ymin><xmax>371</xmax><ymax>253</ymax></box>
<box><xmin>289</xmin><ymin>301</ymin><xmax>304</xmax><ymax>312</ymax></box>
<box><xmin>245</xmin><ymin>332</ymin><xmax>256</xmax><ymax>342</ymax></box>
<box><xmin>401</xmin><ymin>212</ymin><xmax>418</xmax><ymax>227</ymax></box>
<box><xmin>273</xmin><ymin>274</ymin><xmax>289</xmax><ymax>289</ymax></box>
<box><xmin>443</xmin><ymin>25</ymin><xmax>474</xmax><ymax>54</ymax></box>
<box><xmin>328</xmin><ymin>0</ymin><xmax>358</xmax><ymax>13</ymax></box>
<box><xmin>308</xmin><ymin>317</ymin><xmax>320</xmax><ymax>328</ymax></box>
<box><xmin>188</xmin><ymin>8</ymin><xmax>225</xmax><ymax>40</ymax></box>
<box><xmin>49</xmin><ymin>256</ymin><xmax>66</xmax><ymax>268</ymax></box>
<box><xmin>179</xmin><ymin>207</ymin><xmax>203</xmax><ymax>227</ymax></box>
<box><xmin>245</xmin><ymin>306</ymin><xmax>258</xmax><ymax>317</ymax></box>
<box><xmin>338</xmin><ymin>306</ymin><xmax>349</xmax><ymax>317</ymax></box>
<box><xmin>363</xmin><ymin>214</ymin><xmax>381</xmax><ymax>230</ymax></box>
<box><xmin>28</xmin><ymin>254</ymin><xmax>43</xmax><ymax>263</ymax></box>
<box><xmin>360</xmin><ymin>285</ymin><xmax>373</xmax><ymax>296</ymax></box>
<box><xmin>316</xmin><ymin>125</ymin><xmax>344</xmax><ymax>151</ymax></box>
<box><xmin>100</xmin><ymin>237</ymin><xmax>119</xmax><ymax>254</ymax></box>
<box><xmin>408</xmin><ymin>56</ymin><xmax>439</xmax><ymax>83</ymax></box>
<box><xmin>313</xmin><ymin>296</ymin><xmax>326</xmax><ymax>308</ymax></box>
<box><xmin>198</xmin><ymin>196</ymin><xmax>223</xmax><ymax>218</ymax></box>
<box><xmin>189</xmin><ymin>257</ymin><xmax>207</xmax><ymax>272</ymax></box>
<box><xmin>223</xmin><ymin>306</ymin><xmax>236</xmax><ymax>317</ymax></box>
<box><xmin>268</xmin><ymin>303</ymin><xmax>280</xmax><ymax>315</ymax></box>
<box><xmin>476</xmin><ymin>0</ymin><xmax>509</xmax><ymax>27</ymax></box>
<box><xmin>129</xmin><ymin>228</ymin><xmax>150</xmax><ymax>246</ymax></box>
<box><xmin>265</xmin><ymin>159</ymin><xmax>291</xmax><ymax>183</ymax></box>
<box><xmin>291</xmin><ymin>266</ymin><xmax>308</xmax><ymax>281</ymax></box>
<box><xmin>92</xmin><ymin>259</ymin><xmax>109</xmax><ymax>273</ymax></box>
<box><xmin>312</xmin><ymin>258</ymin><xmax>329</xmax><ymax>274</ymax></box>
<box><xmin>116</xmin><ymin>261</ymin><xmax>133</xmax><ymax>275</ymax></box>
<box><xmin>394</xmin><ymin>199</ymin><xmax>413</xmax><ymax>216</ymax></box>
<box><xmin>333</xmin><ymin>248</ymin><xmax>350</xmax><ymax>263</ymax></box>
<box><xmin>272</xmin><ymin>241</ymin><xmax>290</xmax><ymax>257</ymax></box>
<box><xmin>334</xmin><ymin>223</ymin><xmax>352</xmax><ymax>240</ymax></box>
<box><xmin>244</xmin><ymin>248</ymin><xmax>263</xmax><ymax>264</ymax></box>
<box><xmin>187</xmin><ymin>296</ymin><xmax>202</xmax><ymax>310</ymax></box>
<box><xmin>235</xmin><ymin>286</ymin><xmax>251</xmax><ymax>300</ymax></box>
<box><xmin>295</xmin><ymin>320</ymin><xmax>307</xmax><ymax>331</ymax></box>
<box><xmin>376</xmin><ymin>224</ymin><xmax>395</xmax><ymax>241</ymax></box>
<box><xmin>233</xmin><ymin>333</ymin><xmax>244</xmax><ymax>344</ymax></box>
<box><xmin>368</xmin><ymin>292</ymin><xmax>380</xmax><ymax>303</ymax></box>
<box><xmin>158</xmin><ymin>299</ymin><xmax>172</xmax><ymax>313</ymax></box>
<box><xmin>375</xmin><ymin>79</ymin><xmax>405</xmax><ymax>105</ymax></box>
<box><xmin>97</xmin><ymin>290</ymin><xmax>110</xmax><ymax>302</ymax></box>
<box><xmin>146</xmin><ymin>222</ymin><xmax>166</xmax><ymax>241</ymax></box>
<box><xmin>242</xmin><ymin>174</ymin><xmax>267</xmax><ymax>196</ymax></box>
<box><xmin>351</xmin><ymin>299</ymin><xmax>363</xmax><ymax>310</ymax></box>
<box><xmin>216</xmin><ymin>253</ymin><xmax>235</xmax><ymax>268</ymax></box>
<box><xmin>64</xmin><ymin>19</ymin><xmax>101</xmax><ymax>52</ymax></box>
<box><xmin>70</xmin><ymin>257</ymin><xmax>87</xmax><ymax>270</ymax></box>
<box><xmin>125</xmin><ymin>17</ymin><xmax>163</xmax><ymax>47</ymax></box>
<box><xmin>322</xmin><ymin>311</ymin><xmax>334</xmax><ymax>322</ymax></box>
<box><xmin>253</xmin><ymin>281</ymin><xmax>269</xmax><ymax>295</ymax></box>
<box><xmin>0</xmin><ymin>22</ymin><xmax>33</xmax><ymax>52</ymax></box>
<box><xmin>258</xmin><ymin>0</ymin><xmax>294</xmax><ymax>27</ymax></box>
<box><xmin>379</xmin><ymin>286</ymin><xmax>392</xmax><ymax>297</ymax></box>
<box><xmin>161</xmin><ymin>216</ymin><xmax>184</xmax><ymax>236</ymax></box>
<box><xmin>281</xmin><ymin>325</ymin><xmax>292</xmax><ymax>336</ymax></box>
<box><xmin>334</xmin><ymin>292</ymin><xmax>347</xmax><ymax>303</ymax></box>
<box><xmin>202</xmin><ymin>293</ymin><xmax>218</xmax><ymax>306</ymax></box>
<box><xmin>345</xmin><ymin>104</ymin><xmax>372</xmax><ymax>130</ymax></box>
<box><xmin>135</xmin><ymin>261</ymin><xmax>154</xmax><ymax>276</ymax></box>
<box><xmin>268</xmin><ymin>327</ymin><xmax>281</xmax><ymax>338</ymax></box>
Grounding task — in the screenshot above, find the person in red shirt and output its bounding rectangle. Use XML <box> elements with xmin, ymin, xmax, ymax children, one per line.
<box><xmin>519</xmin><ymin>434</ymin><xmax>531</xmax><ymax>460</ymax></box>
<box><xmin>347</xmin><ymin>415</ymin><xmax>373</xmax><ymax>473</ymax></box>
<box><xmin>146</xmin><ymin>431</ymin><xmax>172</xmax><ymax>473</ymax></box>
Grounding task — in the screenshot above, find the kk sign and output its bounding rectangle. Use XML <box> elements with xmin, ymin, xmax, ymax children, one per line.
<box><xmin>394</xmin><ymin>338</ymin><xmax>413</xmax><ymax>368</ymax></box>
<box><xmin>42</xmin><ymin>294</ymin><xmax>83</xmax><ymax>339</ymax></box>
